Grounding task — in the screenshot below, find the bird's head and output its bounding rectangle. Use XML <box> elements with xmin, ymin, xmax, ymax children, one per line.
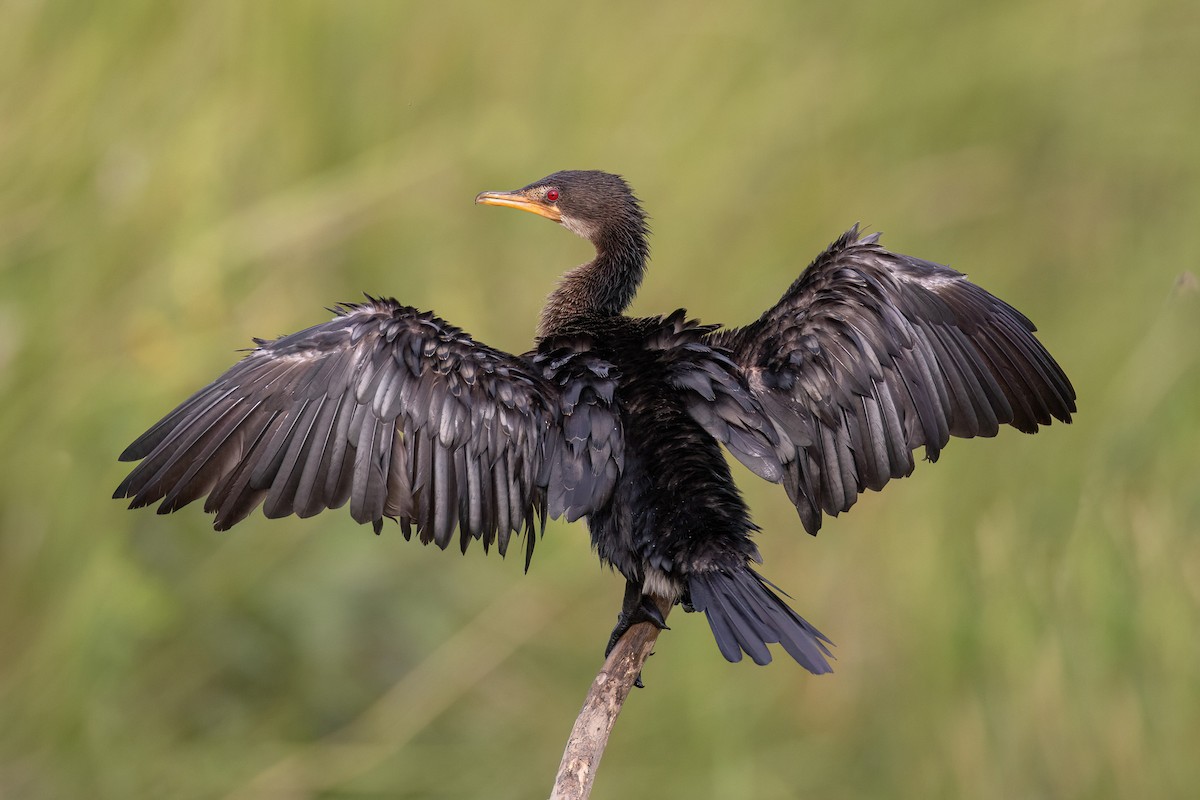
<box><xmin>475</xmin><ymin>170</ymin><xmax>647</xmax><ymax>246</ymax></box>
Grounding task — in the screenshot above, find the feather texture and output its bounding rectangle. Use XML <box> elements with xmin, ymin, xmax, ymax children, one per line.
<box><xmin>115</xmin><ymin>297</ymin><xmax>622</xmax><ymax>560</ymax></box>
<box><xmin>118</xmin><ymin>171</ymin><xmax>1075</xmax><ymax>675</ymax></box>
<box><xmin>710</xmin><ymin>226</ymin><xmax>1076</xmax><ymax>534</ymax></box>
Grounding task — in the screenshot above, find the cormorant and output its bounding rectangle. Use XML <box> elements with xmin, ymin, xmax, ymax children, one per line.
<box><xmin>115</xmin><ymin>170</ymin><xmax>1075</xmax><ymax>673</ymax></box>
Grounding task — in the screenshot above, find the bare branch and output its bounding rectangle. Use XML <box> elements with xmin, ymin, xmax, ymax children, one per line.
<box><xmin>549</xmin><ymin>598</ymin><xmax>673</xmax><ymax>800</ymax></box>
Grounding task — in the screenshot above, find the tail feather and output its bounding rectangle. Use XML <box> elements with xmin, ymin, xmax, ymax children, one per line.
<box><xmin>689</xmin><ymin>567</ymin><xmax>834</xmax><ymax>674</ymax></box>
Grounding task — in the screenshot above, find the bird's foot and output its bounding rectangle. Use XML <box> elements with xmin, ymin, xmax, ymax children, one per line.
<box><xmin>605</xmin><ymin>594</ymin><xmax>669</xmax><ymax>657</ymax></box>
<box><xmin>604</xmin><ymin>583</ymin><xmax>670</xmax><ymax>688</ymax></box>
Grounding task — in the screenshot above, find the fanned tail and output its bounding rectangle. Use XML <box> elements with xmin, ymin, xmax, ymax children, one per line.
<box><xmin>688</xmin><ymin>567</ymin><xmax>834</xmax><ymax>674</ymax></box>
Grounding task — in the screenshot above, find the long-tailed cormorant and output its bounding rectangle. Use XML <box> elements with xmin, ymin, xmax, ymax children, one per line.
<box><xmin>115</xmin><ymin>170</ymin><xmax>1075</xmax><ymax>673</ymax></box>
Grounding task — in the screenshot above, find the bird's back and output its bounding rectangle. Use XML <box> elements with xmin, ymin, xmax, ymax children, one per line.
<box><xmin>538</xmin><ymin>312</ymin><xmax>766</xmax><ymax>598</ymax></box>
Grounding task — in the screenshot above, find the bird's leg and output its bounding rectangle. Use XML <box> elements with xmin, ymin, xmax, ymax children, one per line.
<box><xmin>606</xmin><ymin>580</ymin><xmax>670</xmax><ymax>688</ymax></box>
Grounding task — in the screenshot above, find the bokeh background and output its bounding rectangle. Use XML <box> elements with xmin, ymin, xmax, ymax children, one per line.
<box><xmin>2</xmin><ymin>1</ymin><xmax>1198</xmax><ymax>798</ymax></box>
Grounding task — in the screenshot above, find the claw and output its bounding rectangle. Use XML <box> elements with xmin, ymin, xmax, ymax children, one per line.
<box><xmin>604</xmin><ymin>581</ymin><xmax>670</xmax><ymax>658</ymax></box>
<box><xmin>638</xmin><ymin>597</ymin><xmax>669</xmax><ymax>631</ymax></box>
<box><xmin>633</xmin><ymin>650</ymin><xmax>656</xmax><ymax>688</ymax></box>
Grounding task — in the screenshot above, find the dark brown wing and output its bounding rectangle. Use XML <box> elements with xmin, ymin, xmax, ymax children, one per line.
<box><xmin>710</xmin><ymin>226</ymin><xmax>1076</xmax><ymax>534</ymax></box>
<box><xmin>114</xmin><ymin>297</ymin><xmax>623</xmax><ymax>564</ymax></box>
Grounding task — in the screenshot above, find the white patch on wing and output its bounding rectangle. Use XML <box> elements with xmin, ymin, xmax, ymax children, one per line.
<box><xmin>898</xmin><ymin>266</ymin><xmax>962</xmax><ymax>288</ymax></box>
<box><xmin>267</xmin><ymin>347</ymin><xmax>325</xmax><ymax>362</ymax></box>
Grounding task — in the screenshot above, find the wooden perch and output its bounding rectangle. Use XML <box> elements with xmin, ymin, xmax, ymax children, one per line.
<box><xmin>549</xmin><ymin>598</ymin><xmax>673</xmax><ymax>800</ymax></box>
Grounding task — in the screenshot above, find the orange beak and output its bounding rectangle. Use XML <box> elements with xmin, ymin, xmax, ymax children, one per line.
<box><xmin>474</xmin><ymin>190</ymin><xmax>562</xmax><ymax>222</ymax></box>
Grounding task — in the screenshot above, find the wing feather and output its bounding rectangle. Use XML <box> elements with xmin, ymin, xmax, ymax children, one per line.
<box><xmin>712</xmin><ymin>226</ymin><xmax>1075</xmax><ymax>534</ymax></box>
<box><xmin>116</xmin><ymin>298</ymin><xmax>624</xmax><ymax>563</ymax></box>
<box><xmin>264</xmin><ymin>396</ymin><xmax>325</xmax><ymax>519</ymax></box>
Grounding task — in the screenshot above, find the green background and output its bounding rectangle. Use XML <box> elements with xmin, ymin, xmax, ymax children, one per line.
<box><xmin>3</xmin><ymin>2</ymin><xmax>1198</xmax><ymax>798</ymax></box>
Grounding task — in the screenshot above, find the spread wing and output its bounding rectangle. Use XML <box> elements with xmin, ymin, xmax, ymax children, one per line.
<box><xmin>710</xmin><ymin>226</ymin><xmax>1076</xmax><ymax>534</ymax></box>
<box><xmin>114</xmin><ymin>297</ymin><xmax>622</xmax><ymax>564</ymax></box>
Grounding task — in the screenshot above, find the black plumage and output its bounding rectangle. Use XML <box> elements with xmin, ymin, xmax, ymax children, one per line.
<box><xmin>115</xmin><ymin>170</ymin><xmax>1075</xmax><ymax>672</ymax></box>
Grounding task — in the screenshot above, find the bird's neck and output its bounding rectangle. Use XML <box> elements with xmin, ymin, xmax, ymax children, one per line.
<box><xmin>537</xmin><ymin>231</ymin><xmax>647</xmax><ymax>339</ymax></box>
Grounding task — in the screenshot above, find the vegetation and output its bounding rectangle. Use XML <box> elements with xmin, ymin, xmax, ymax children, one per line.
<box><xmin>1</xmin><ymin>1</ymin><xmax>1197</xmax><ymax>797</ymax></box>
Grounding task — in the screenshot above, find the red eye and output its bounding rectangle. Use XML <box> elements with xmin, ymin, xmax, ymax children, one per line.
<box><xmin>545</xmin><ymin>189</ymin><xmax>560</xmax><ymax>202</ymax></box>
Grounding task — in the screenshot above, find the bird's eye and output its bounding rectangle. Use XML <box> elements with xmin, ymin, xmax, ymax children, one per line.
<box><xmin>545</xmin><ymin>189</ymin><xmax>560</xmax><ymax>202</ymax></box>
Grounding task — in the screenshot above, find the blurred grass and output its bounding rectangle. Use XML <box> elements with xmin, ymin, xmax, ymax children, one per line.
<box><xmin>1</xmin><ymin>0</ymin><xmax>1198</xmax><ymax>797</ymax></box>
